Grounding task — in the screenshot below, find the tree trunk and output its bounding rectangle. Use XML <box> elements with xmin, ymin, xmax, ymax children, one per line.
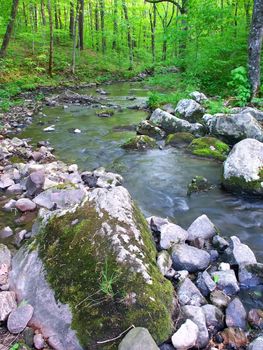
<box><xmin>122</xmin><ymin>0</ymin><xmax>133</xmax><ymax>69</ymax></box>
<box><xmin>23</xmin><ymin>1</ymin><xmax>28</xmax><ymax>27</ymax></box>
<box><xmin>47</xmin><ymin>0</ymin><xmax>54</xmax><ymax>77</ymax></box>
<box><xmin>149</xmin><ymin>4</ymin><xmax>157</xmax><ymax>63</ymax></box>
<box><xmin>112</xmin><ymin>0</ymin><xmax>118</xmax><ymax>50</ymax></box>
<box><xmin>72</xmin><ymin>1</ymin><xmax>80</xmax><ymax>74</ymax></box>
<box><xmin>244</xmin><ymin>1</ymin><xmax>251</xmax><ymax>29</ymax></box>
<box><xmin>78</xmin><ymin>0</ymin><xmax>84</xmax><ymax>50</ymax></box>
<box><xmin>88</xmin><ymin>1</ymin><xmax>94</xmax><ymax>49</ymax></box>
<box><xmin>100</xmin><ymin>0</ymin><xmax>106</xmax><ymax>54</ymax></box>
<box><xmin>69</xmin><ymin>1</ymin><xmax>74</xmax><ymax>39</ymax></box>
<box><xmin>248</xmin><ymin>0</ymin><xmax>263</xmax><ymax>98</ymax></box>
<box><xmin>0</xmin><ymin>0</ymin><xmax>20</xmax><ymax>57</ymax></box>
<box><xmin>40</xmin><ymin>0</ymin><xmax>46</xmax><ymax>26</ymax></box>
<box><xmin>54</xmin><ymin>2</ymin><xmax>59</xmax><ymax>29</ymax></box>
<box><xmin>95</xmin><ymin>2</ymin><xmax>100</xmax><ymax>51</ymax></box>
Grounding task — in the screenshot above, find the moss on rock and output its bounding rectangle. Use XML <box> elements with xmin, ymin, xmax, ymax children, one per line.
<box><xmin>188</xmin><ymin>137</ymin><xmax>230</xmax><ymax>161</ymax></box>
<box><xmin>222</xmin><ymin>170</ymin><xmax>263</xmax><ymax>197</ymax></box>
<box><xmin>37</xmin><ymin>198</ymin><xmax>174</xmax><ymax>348</ymax></box>
<box><xmin>121</xmin><ymin>135</ymin><xmax>157</xmax><ymax>150</ymax></box>
<box><xmin>165</xmin><ymin>132</ymin><xmax>195</xmax><ymax>147</ymax></box>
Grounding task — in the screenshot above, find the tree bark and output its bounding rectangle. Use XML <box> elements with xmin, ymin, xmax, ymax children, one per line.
<box><xmin>112</xmin><ymin>0</ymin><xmax>118</xmax><ymax>50</ymax></box>
<box><xmin>248</xmin><ymin>0</ymin><xmax>263</xmax><ymax>98</ymax></box>
<box><xmin>100</xmin><ymin>0</ymin><xmax>106</xmax><ymax>54</ymax></box>
<box><xmin>47</xmin><ymin>0</ymin><xmax>54</xmax><ymax>77</ymax></box>
<box><xmin>72</xmin><ymin>1</ymin><xmax>80</xmax><ymax>74</ymax></box>
<box><xmin>69</xmin><ymin>1</ymin><xmax>74</xmax><ymax>39</ymax></box>
<box><xmin>0</xmin><ymin>0</ymin><xmax>20</xmax><ymax>58</ymax></box>
<box><xmin>95</xmin><ymin>2</ymin><xmax>100</xmax><ymax>51</ymax></box>
<box><xmin>122</xmin><ymin>0</ymin><xmax>133</xmax><ymax>69</ymax></box>
<box><xmin>41</xmin><ymin>0</ymin><xmax>47</xmax><ymax>26</ymax></box>
<box><xmin>78</xmin><ymin>0</ymin><xmax>84</xmax><ymax>50</ymax></box>
<box><xmin>149</xmin><ymin>4</ymin><xmax>157</xmax><ymax>63</ymax></box>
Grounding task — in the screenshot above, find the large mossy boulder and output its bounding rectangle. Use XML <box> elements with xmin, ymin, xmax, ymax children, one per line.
<box><xmin>149</xmin><ymin>108</ymin><xmax>205</xmax><ymax>136</ymax></box>
<box><xmin>223</xmin><ymin>138</ymin><xmax>263</xmax><ymax>197</ymax></box>
<box><xmin>203</xmin><ymin>110</ymin><xmax>263</xmax><ymax>144</ymax></box>
<box><xmin>10</xmin><ymin>186</ymin><xmax>174</xmax><ymax>349</ymax></box>
<box><xmin>188</xmin><ymin>137</ymin><xmax>230</xmax><ymax>161</ymax></box>
<box><xmin>165</xmin><ymin>132</ymin><xmax>195</xmax><ymax>148</ymax></box>
<box><xmin>121</xmin><ymin>135</ymin><xmax>157</xmax><ymax>150</ymax></box>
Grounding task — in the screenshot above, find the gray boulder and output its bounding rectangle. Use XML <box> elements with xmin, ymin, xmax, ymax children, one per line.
<box><xmin>177</xmin><ymin>277</ymin><xmax>207</xmax><ymax>307</ymax></box>
<box><xmin>225</xmin><ymin>298</ymin><xmax>247</xmax><ymax>329</ymax></box>
<box><xmin>189</xmin><ymin>91</ymin><xmax>208</xmax><ymax>103</ymax></box>
<box><xmin>203</xmin><ymin>111</ymin><xmax>263</xmax><ymax>144</ymax></box>
<box><xmin>171</xmin><ymin>319</ymin><xmax>198</xmax><ymax>350</ymax></box>
<box><xmin>211</xmin><ymin>270</ymin><xmax>240</xmax><ymax>296</ymax></box>
<box><xmin>136</xmin><ymin>120</ymin><xmax>166</xmax><ymax>140</ymax></box>
<box><xmin>172</xmin><ymin>244</ymin><xmax>210</xmax><ymax>272</ymax></box>
<box><xmin>231</xmin><ymin>107</ymin><xmax>263</xmax><ymax>122</ymax></box>
<box><xmin>187</xmin><ymin>214</ymin><xmax>216</xmax><ymax>241</ymax></box>
<box><xmin>223</xmin><ymin>138</ymin><xmax>263</xmax><ymax>196</ymax></box>
<box><xmin>175</xmin><ymin>99</ymin><xmax>205</xmax><ymax>122</ymax></box>
<box><xmin>182</xmin><ymin>305</ymin><xmax>209</xmax><ymax>348</ymax></box>
<box><xmin>15</xmin><ymin>198</ymin><xmax>37</xmax><ymax>212</ymax></box>
<box><xmin>228</xmin><ymin>236</ymin><xmax>257</xmax><ymax>267</ymax></box>
<box><xmin>7</xmin><ymin>304</ymin><xmax>34</xmax><ymax>334</ymax></box>
<box><xmin>10</xmin><ymin>186</ymin><xmax>174</xmax><ymax>349</ymax></box>
<box><xmin>160</xmin><ymin>223</ymin><xmax>188</xmax><ymax>250</ymax></box>
<box><xmin>149</xmin><ymin>108</ymin><xmax>205</xmax><ymax>136</ymax></box>
<box><xmin>26</xmin><ymin>170</ymin><xmax>45</xmax><ymax>197</ymax></box>
<box><xmin>118</xmin><ymin>327</ymin><xmax>159</xmax><ymax>350</ymax></box>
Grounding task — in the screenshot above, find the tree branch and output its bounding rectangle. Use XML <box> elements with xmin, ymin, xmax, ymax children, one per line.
<box><xmin>145</xmin><ymin>0</ymin><xmax>182</xmax><ymax>13</ymax></box>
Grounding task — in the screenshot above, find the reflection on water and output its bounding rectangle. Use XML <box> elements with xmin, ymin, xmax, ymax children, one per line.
<box><xmin>18</xmin><ymin>82</ymin><xmax>263</xmax><ymax>261</ymax></box>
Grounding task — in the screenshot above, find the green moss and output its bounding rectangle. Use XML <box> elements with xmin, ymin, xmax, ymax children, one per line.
<box><xmin>165</xmin><ymin>132</ymin><xmax>195</xmax><ymax>147</ymax></box>
<box><xmin>187</xmin><ymin>175</ymin><xmax>211</xmax><ymax>195</ymax></box>
<box><xmin>9</xmin><ymin>155</ymin><xmax>26</xmax><ymax>164</ymax></box>
<box><xmin>188</xmin><ymin>137</ymin><xmax>230</xmax><ymax>161</ymax></box>
<box><xmin>121</xmin><ymin>135</ymin><xmax>157</xmax><ymax>150</ymax></box>
<box><xmin>36</xmin><ymin>201</ymin><xmax>174</xmax><ymax>348</ymax></box>
<box><xmin>223</xmin><ymin>173</ymin><xmax>263</xmax><ymax>197</ymax></box>
<box><xmin>96</xmin><ymin>109</ymin><xmax>115</xmax><ymax>117</ymax></box>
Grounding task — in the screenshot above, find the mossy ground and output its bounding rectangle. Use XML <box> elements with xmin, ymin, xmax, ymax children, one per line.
<box><xmin>37</xmin><ymin>201</ymin><xmax>174</xmax><ymax>349</ymax></box>
<box><xmin>165</xmin><ymin>132</ymin><xmax>195</xmax><ymax>147</ymax></box>
<box><xmin>121</xmin><ymin>135</ymin><xmax>157</xmax><ymax>150</ymax></box>
<box><xmin>188</xmin><ymin>137</ymin><xmax>230</xmax><ymax>161</ymax></box>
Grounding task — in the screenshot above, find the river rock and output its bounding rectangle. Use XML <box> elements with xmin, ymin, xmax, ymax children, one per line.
<box><xmin>149</xmin><ymin>108</ymin><xmax>205</xmax><ymax>135</ymax></box>
<box><xmin>248</xmin><ymin>336</ymin><xmax>263</xmax><ymax>350</ymax></box>
<box><xmin>203</xmin><ymin>111</ymin><xmax>263</xmax><ymax>144</ymax></box>
<box><xmin>3</xmin><ymin>199</ymin><xmax>17</xmax><ymax>212</ymax></box>
<box><xmin>187</xmin><ymin>175</ymin><xmax>211</xmax><ymax>195</ymax></box>
<box><xmin>157</xmin><ymin>251</ymin><xmax>172</xmax><ymax>276</ymax></box>
<box><xmin>223</xmin><ymin>138</ymin><xmax>263</xmax><ymax>196</ymax></box>
<box><xmin>93</xmin><ymin>167</ymin><xmax>123</xmax><ymax>188</ymax></box>
<box><xmin>0</xmin><ymin>174</ymin><xmax>14</xmax><ymax>189</ymax></box>
<box><xmin>147</xmin><ymin>216</ymin><xmax>169</xmax><ymax>233</ymax></box>
<box><xmin>210</xmin><ymin>290</ymin><xmax>230</xmax><ymax>309</ymax></box>
<box><xmin>10</xmin><ymin>186</ymin><xmax>174</xmax><ymax>349</ymax></box>
<box><xmin>188</xmin><ymin>136</ymin><xmax>230</xmax><ymax>161</ymax></box>
<box><xmin>175</xmin><ymin>99</ymin><xmax>205</xmax><ymax>122</ymax></box>
<box><xmin>0</xmin><ymin>244</ymin><xmax>11</xmax><ymax>285</ymax></box>
<box><xmin>202</xmin><ymin>304</ymin><xmax>224</xmax><ymax>334</ymax></box>
<box><xmin>118</xmin><ymin>327</ymin><xmax>159</xmax><ymax>350</ymax></box>
<box><xmin>238</xmin><ymin>263</ymin><xmax>263</xmax><ymax>287</ymax></box>
<box><xmin>196</xmin><ymin>271</ymin><xmax>216</xmax><ymax>297</ymax></box>
<box><xmin>0</xmin><ymin>226</ymin><xmax>13</xmax><ymax>239</ymax></box>
<box><xmin>219</xmin><ymin>327</ymin><xmax>248</xmax><ymax>348</ymax></box>
<box><xmin>248</xmin><ymin>309</ymin><xmax>263</xmax><ymax>329</ymax></box>
<box><xmin>227</xmin><ymin>236</ymin><xmax>257</xmax><ymax>267</ymax></box>
<box><xmin>160</xmin><ymin>223</ymin><xmax>188</xmax><ymax>249</ymax></box>
<box><xmin>121</xmin><ymin>135</ymin><xmax>157</xmax><ymax>150</ymax></box>
<box><xmin>187</xmin><ymin>214</ymin><xmax>216</xmax><ymax>241</ymax></box>
<box><xmin>165</xmin><ymin>132</ymin><xmax>195</xmax><ymax>148</ymax></box>
<box><xmin>6</xmin><ymin>183</ymin><xmax>24</xmax><ymax>195</ymax></box>
<box><xmin>172</xmin><ymin>243</ymin><xmax>210</xmax><ymax>272</ymax></box>
<box><xmin>7</xmin><ymin>304</ymin><xmax>34</xmax><ymax>334</ymax></box>
<box><xmin>43</xmin><ymin>125</ymin><xmax>55</xmax><ymax>132</ymax></box>
<box><xmin>182</xmin><ymin>305</ymin><xmax>209</xmax><ymax>348</ymax></box>
<box><xmin>189</xmin><ymin>91</ymin><xmax>208</xmax><ymax>103</ymax></box>
<box><xmin>0</xmin><ymin>291</ymin><xmax>17</xmax><ymax>321</ymax></box>
<box><xmin>177</xmin><ymin>277</ymin><xmax>207</xmax><ymax>307</ymax></box>
<box><xmin>171</xmin><ymin>319</ymin><xmax>198</xmax><ymax>349</ymax></box>
<box><xmin>26</xmin><ymin>170</ymin><xmax>45</xmax><ymax>197</ymax></box>
<box><xmin>211</xmin><ymin>270</ymin><xmax>240</xmax><ymax>296</ymax></box>
<box><xmin>34</xmin><ymin>333</ymin><xmax>45</xmax><ymax>349</ymax></box>
<box><xmin>225</xmin><ymin>297</ymin><xmax>247</xmax><ymax>329</ymax></box>
<box><xmin>33</xmin><ymin>186</ymin><xmax>87</xmax><ymax>210</ymax></box>
<box><xmin>15</xmin><ymin>198</ymin><xmax>37</xmax><ymax>212</ymax></box>
<box><xmin>232</xmin><ymin>107</ymin><xmax>263</xmax><ymax>122</ymax></box>
<box><xmin>212</xmin><ymin>235</ymin><xmax>229</xmax><ymax>251</ymax></box>
<box><xmin>136</xmin><ymin>120</ymin><xmax>166</xmax><ymax>140</ymax></box>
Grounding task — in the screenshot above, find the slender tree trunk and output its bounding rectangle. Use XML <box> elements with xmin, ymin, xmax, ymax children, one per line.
<box><xmin>234</xmin><ymin>0</ymin><xmax>238</xmax><ymax>37</ymax></box>
<box><xmin>162</xmin><ymin>38</ymin><xmax>167</xmax><ymax>61</ymax></box>
<box><xmin>78</xmin><ymin>0</ymin><xmax>84</xmax><ymax>50</ymax></box>
<box><xmin>0</xmin><ymin>0</ymin><xmax>20</xmax><ymax>58</ymax></box>
<box><xmin>40</xmin><ymin>0</ymin><xmax>46</xmax><ymax>26</ymax></box>
<box><xmin>244</xmin><ymin>1</ymin><xmax>251</xmax><ymax>29</ymax></box>
<box><xmin>248</xmin><ymin>0</ymin><xmax>263</xmax><ymax>98</ymax></box>
<box><xmin>122</xmin><ymin>0</ymin><xmax>133</xmax><ymax>69</ymax></box>
<box><xmin>23</xmin><ymin>1</ymin><xmax>28</xmax><ymax>27</ymax></box>
<box><xmin>54</xmin><ymin>2</ymin><xmax>59</xmax><ymax>29</ymax></box>
<box><xmin>112</xmin><ymin>0</ymin><xmax>118</xmax><ymax>50</ymax></box>
<box><xmin>88</xmin><ymin>1</ymin><xmax>94</xmax><ymax>49</ymax></box>
<box><xmin>95</xmin><ymin>2</ymin><xmax>100</xmax><ymax>51</ymax></box>
<box><xmin>72</xmin><ymin>1</ymin><xmax>80</xmax><ymax>74</ymax></box>
<box><xmin>69</xmin><ymin>1</ymin><xmax>74</xmax><ymax>39</ymax></box>
<box><xmin>34</xmin><ymin>4</ymin><xmax>38</xmax><ymax>31</ymax></box>
<box><xmin>149</xmin><ymin>4</ymin><xmax>157</xmax><ymax>63</ymax></box>
<box><xmin>100</xmin><ymin>0</ymin><xmax>106</xmax><ymax>53</ymax></box>
<box><xmin>58</xmin><ymin>6</ymin><xmax>63</xmax><ymax>29</ymax></box>
<box><xmin>47</xmin><ymin>0</ymin><xmax>54</xmax><ymax>77</ymax></box>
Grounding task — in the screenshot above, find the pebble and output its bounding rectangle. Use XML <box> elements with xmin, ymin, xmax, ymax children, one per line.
<box><xmin>15</xmin><ymin>198</ymin><xmax>36</xmax><ymax>212</ymax></box>
<box><xmin>34</xmin><ymin>333</ymin><xmax>45</xmax><ymax>349</ymax></box>
<box><xmin>7</xmin><ymin>304</ymin><xmax>34</xmax><ymax>334</ymax></box>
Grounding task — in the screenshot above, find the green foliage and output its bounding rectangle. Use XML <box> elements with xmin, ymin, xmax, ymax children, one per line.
<box><xmin>188</xmin><ymin>137</ymin><xmax>230</xmax><ymax>161</ymax></box>
<box><xmin>99</xmin><ymin>260</ymin><xmax>119</xmax><ymax>298</ymax></box>
<box><xmin>205</xmin><ymin>99</ymin><xmax>231</xmax><ymax>114</ymax></box>
<box><xmin>228</xmin><ymin>66</ymin><xmax>251</xmax><ymax>106</ymax></box>
<box><xmin>213</xmin><ymin>274</ymin><xmax>219</xmax><ymax>284</ymax></box>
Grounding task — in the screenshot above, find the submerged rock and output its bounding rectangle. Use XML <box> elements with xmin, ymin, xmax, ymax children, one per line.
<box><xmin>187</xmin><ymin>176</ymin><xmax>211</xmax><ymax>195</ymax></box>
<box><xmin>121</xmin><ymin>135</ymin><xmax>157</xmax><ymax>150</ymax></box>
<box><xmin>10</xmin><ymin>186</ymin><xmax>174</xmax><ymax>349</ymax></box>
<box><xmin>165</xmin><ymin>132</ymin><xmax>195</xmax><ymax>147</ymax></box>
<box><xmin>188</xmin><ymin>137</ymin><xmax>230</xmax><ymax>161</ymax></box>
<box><xmin>223</xmin><ymin>138</ymin><xmax>263</xmax><ymax>197</ymax></box>
<box><xmin>149</xmin><ymin>108</ymin><xmax>205</xmax><ymax>136</ymax></box>
<box><xmin>118</xmin><ymin>327</ymin><xmax>159</xmax><ymax>350</ymax></box>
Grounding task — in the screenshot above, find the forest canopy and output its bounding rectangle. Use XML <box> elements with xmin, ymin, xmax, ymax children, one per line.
<box><xmin>0</xmin><ymin>0</ymin><xmax>262</xmax><ymax>107</ymax></box>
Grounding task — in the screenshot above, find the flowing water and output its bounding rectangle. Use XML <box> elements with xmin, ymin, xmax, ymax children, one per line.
<box><xmin>18</xmin><ymin>82</ymin><xmax>263</xmax><ymax>264</ymax></box>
